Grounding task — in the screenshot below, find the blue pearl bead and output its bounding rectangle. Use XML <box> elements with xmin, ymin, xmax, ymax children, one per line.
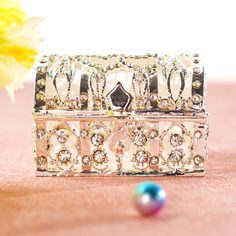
<box><xmin>133</xmin><ymin>182</ymin><xmax>166</xmax><ymax>216</ymax></box>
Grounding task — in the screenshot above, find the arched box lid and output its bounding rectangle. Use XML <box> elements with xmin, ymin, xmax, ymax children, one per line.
<box><xmin>33</xmin><ymin>54</ymin><xmax>205</xmax><ymax>115</ymax></box>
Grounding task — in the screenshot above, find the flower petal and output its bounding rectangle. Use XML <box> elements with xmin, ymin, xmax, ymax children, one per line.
<box><xmin>0</xmin><ymin>0</ymin><xmax>25</xmax><ymax>33</ymax></box>
<box><xmin>0</xmin><ymin>55</ymin><xmax>26</xmax><ymax>102</ymax></box>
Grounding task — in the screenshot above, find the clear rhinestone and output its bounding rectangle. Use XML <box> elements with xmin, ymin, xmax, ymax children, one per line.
<box><xmin>91</xmin><ymin>133</ymin><xmax>104</xmax><ymax>146</ymax></box>
<box><xmin>82</xmin><ymin>59</ymin><xmax>90</xmax><ymax>65</ymax></box>
<box><xmin>160</xmin><ymin>99</ymin><xmax>169</xmax><ymax>109</ymax></box>
<box><xmin>192</xmin><ymin>80</ymin><xmax>201</xmax><ymax>89</ymax></box>
<box><xmin>193</xmin><ymin>58</ymin><xmax>200</xmax><ymax>64</ymax></box>
<box><xmin>194</xmin><ymin>131</ymin><xmax>203</xmax><ymax>140</ymax></box>
<box><xmin>80</xmin><ymin>129</ymin><xmax>89</xmax><ymax>139</ymax></box>
<box><xmin>127</xmin><ymin>63</ymin><xmax>134</xmax><ymax>68</ymax></box>
<box><xmin>80</xmin><ymin>93</ymin><xmax>88</xmax><ymax>103</ymax></box>
<box><xmin>159</xmin><ymin>55</ymin><xmax>170</xmax><ymax>66</ymax></box>
<box><xmin>194</xmin><ymin>67</ymin><xmax>201</xmax><ymax>74</ymax></box>
<box><xmin>149</xmin><ymin>129</ymin><xmax>159</xmax><ymax>139</ymax></box>
<box><xmin>93</xmin><ymin>98</ymin><xmax>102</xmax><ymax>109</ymax></box>
<box><xmin>150</xmin><ymin>156</ymin><xmax>159</xmax><ymax>165</ymax></box>
<box><xmin>36</xmin><ymin>92</ymin><xmax>46</xmax><ymax>103</ymax></box>
<box><xmin>158</xmin><ymin>98</ymin><xmax>175</xmax><ymax>110</ymax></box>
<box><xmin>136</xmin><ymin>98</ymin><xmax>145</xmax><ymax>109</ymax></box>
<box><xmin>170</xmin><ymin>134</ymin><xmax>184</xmax><ymax>147</ymax></box>
<box><xmin>58</xmin><ymin>149</ymin><xmax>72</xmax><ymax>163</ymax></box>
<box><xmin>192</xmin><ymin>94</ymin><xmax>202</xmax><ymax>104</ymax></box>
<box><xmin>133</xmin><ymin>133</ymin><xmax>147</xmax><ymax>146</ymax></box>
<box><xmin>37</xmin><ymin>67</ymin><xmax>46</xmax><ymax>74</ymax></box>
<box><xmin>36</xmin><ymin>78</ymin><xmax>46</xmax><ymax>88</ymax></box>
<box><xmin>135</xmin><ymin>150</ymin><xmax>149</xmax><ymax>163</ymax></box>
<box><xmin>37</xmin><ymin>129</ymin><xmax>46</xmax><ymax>140</ymax></box>
<box><xmin>176</xmin><ymin>98</ymin><xmax>193</xmax><ymax>110</ymax></box>
<box><xmin>46</xmin><ymin>98</ymin><xmax>58</xmax><ymax>109</ymax></box>
<box><xmin>82</xmin><ymin>155</ymin><xmax>90</xmax><ymax>165</ymax></box>
<box><xmin>193</xmin><ymin>155</ymin><xmax>204</xmax><ymax>166</ymax></box>
<box><xmin>37</xmin><ymin>156</ymin><xmax>47</xmax><ymax>166</ymax></box>
<box><xmin>150</xmin><ymin>93</ymin><xmax>158</xmax><ymax>102</ymax></box>
<box><xmin>134</xmin><ymin>74</ymin><xmax>145</xmax><ymax>84</ymax></box>
<box><xmin>63</xmin><ymin>99</ymin><xmax>78</xmax><ymax>109</ymax></box>
<box><xmin>40</xmin><ymin>58</ymin><xmax>47</xmax><ymax>63</ymax></box>
<box><xmin>93</xmin><ymin>150</ymin><xmax>106</xmax><ymax>163</ymax></box>
<box><xmin>169</xmin><ymin>149</ymin><xmax>183</xmax><ymax>162</ymax></box>
<box><xmin>56</xmin><ymin>129</ymin><xmax>69</xmax><ymax>143</ymax></box>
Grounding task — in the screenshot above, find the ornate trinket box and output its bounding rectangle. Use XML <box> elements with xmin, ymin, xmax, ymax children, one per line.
<box><xmin>33</xmin><ymin>54</ymin><xmax>209</xmax><ymax>176</ymax></box>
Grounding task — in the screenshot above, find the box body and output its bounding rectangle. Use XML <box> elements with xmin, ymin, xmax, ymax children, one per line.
<box><xmin>33</xmin><ymin>54</ymin><xmax>208</xmax><ymax>176</ymax></box>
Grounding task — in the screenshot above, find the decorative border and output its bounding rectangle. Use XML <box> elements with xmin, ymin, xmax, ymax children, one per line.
<box><xmin>33</xmin><ymin>54</ymin><xmax>206</xmax><ymax>113</ymax></box>
<box><xmin>34</xmin><ymin>115</ymin><xmax>208</xmax><ymax>177</ymax></box>
<box><xmin>34</xmin><ymin>56</ymin><xmax>49</xmax><ymax>111</ymax></box>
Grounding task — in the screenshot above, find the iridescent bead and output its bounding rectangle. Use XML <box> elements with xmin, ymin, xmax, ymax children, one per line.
<box><xmin>133</xmin><ymin>182</ymin><xmax>166</xmax><ymax>216</ymax></box>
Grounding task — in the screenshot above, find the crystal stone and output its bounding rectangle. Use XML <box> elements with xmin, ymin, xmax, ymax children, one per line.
<box><xmin>91</xmin><ymin>133</ymin><xmax>104</xmax><ymax>146</ymax></box>
<box><xmin>56</xmin><ymin>129</ymin><xmax>69</xmax><ymax>143</ymax></box>
<box><xmin>82</xmin><ymin>155</ymin><xmax>90</xmax><ymax>165</ymax></box>
<box><xmin>193</xmin><ymin>67</ymin><xmax>202</xmax><ymax>74</ymax></box>
<box><xmin>192</xmin><ymin>80</ymin><xmax>201</xmax><ymax>89</ymax></box>
<box><xmin>80</xmin><ymin>129</ymin><xmax>89</xmax><ymax>139</ymax></box>
<box><xmin>158</xmin><ymin>98</ymin><xmax>175</xmax><ymax>110</ymax></box>
<box><xmin>93</xmin><ymin>98</ymin><xmax>102</xmax><ymax>109</ymax></box>
<box><xmin>192</xmin><ymin>94</ymin><xmax>202</xmax><ymax>104</ymax></box>
<box><xmin>63</xmin><ymin>99</ymin><xmax>78</xmax><ymax>110</ymax></box>
<box><xmin>36</xmin><ymin>92</ymin><xmax>46</xmax><ymax>103</ymax></box>
<box><xmin>37</xmin><ymin>129</ymin><xmax>46</xmax><ymax>140</ymax></box>
<box><xmin>37</xmin><ymin>66</ymin><xmax>46</xmax><ymax>74</ymax></box>
<box><xmin>133</xmin><ymin>133</ymin><xmax>147</xmax><ymax>146</ymax></box>
<box><xmin>170</xmin><ymin>134</ymin><xmax>184</xmax><ymax>147</ymax></box>
<box><xmin>93</xmin><ymin>150</ymin><xmax>106</xmax><ymax>163</ymax></box>
<box><xmin>80</xmin><ymin>93</ymin><xmax>88</xmax><ymax>102</ymax></box>
<box><xmin>193</xmin><ymin>155</ymin><xmax>204</xmax><ymax>166</ymax></box>
<box><xmin>169</xmin><ymin>149</ymin><xmax>183</xmax><ymax>162</ymax></box>
<box><xmin>150</xmin><ymin>156</ymin><xmax>159</xmax><ymax>165</ymax></box>
<box><xmin>149</xmin><ymin>129</ymin><xmax>159</xmax><ymax>139</ymax></box>
<box><xmin>36</xmin><ymin>78</ymin><xmax>46</xmax><ymax>88</ymax></box>
<box><xmin>150</xmin><ymin>93</ymin><xmax>158</xmax><ymax>102</ymax></box>
<box><xmin>176</xmin><ymin>98</ymin><xmax>193</xmax><ymax>110</ymax></box>
<box><xmin>159</xmin><ymin>99</ymin><xmax>169</xmax><ymax>109</ymax></box>
<box><xmin>37</xmin><ymin>155</ymin><xmax>47</xmax><ymax>166</ymax></box>
<box><xmin>135</xmin><ymin>150</ymin><xmax>149</xmax><ymax>163</ymax></box>
<box><xmin>136</xmin><ymin>98</ymin><xmax>145</xmax><ymax>109</ymax></box>
<box><xmin>58</xmin><ymin>149</ymin><xmax>72</xmax><ymax>163</ymax></box>
<box><xmin>194</xmin><ymin>131</ymin><xmax>203</xmax><ymax>140</ymax></box>
<box><xmin>46</xmin><ymin>98</ymin><xmax>58</xmax><ymax>109</ymax></box>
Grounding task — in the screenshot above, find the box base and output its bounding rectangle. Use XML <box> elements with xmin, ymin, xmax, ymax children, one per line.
<box><xmin>34</xmin><ymin>113</ymin><xmax>208</xmax><ymax>177</ymax></box>
<box><xmin>36</xmin><ymin>169</ymin><xmax>205</xmax><ymax>177</ymax></box>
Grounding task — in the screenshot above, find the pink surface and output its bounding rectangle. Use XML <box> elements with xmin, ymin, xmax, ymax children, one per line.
<box><xmin>0</xmin><ymin>84</ymin><xmax>236</xmax><ymax>236</ymax></box>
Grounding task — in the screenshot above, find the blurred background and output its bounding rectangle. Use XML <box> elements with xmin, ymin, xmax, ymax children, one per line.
<box><xmin>22</xmin><ymin>0</ymin><xmax>236</xmax><ymax>82</ymax></box>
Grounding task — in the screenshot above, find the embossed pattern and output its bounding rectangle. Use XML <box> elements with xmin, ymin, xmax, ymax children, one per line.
<box><xmin>34</xmin><ymin>54</ymin><xmax>205</xmax><ymax>112</ymax></box>
<box><xmin>35</xmin><ymin>119</ymin><xmax>207</xmax><ymax>176</ymax></box>
<box><xmin>33</xmin><ymin>54</ymin><xmax>208</xmax><ymax>176</ymax></box>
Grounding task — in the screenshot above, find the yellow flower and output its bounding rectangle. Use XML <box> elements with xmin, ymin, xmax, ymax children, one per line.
<box><xmin>0</xmin><ymin>0</ymin><xmax>25</xmax><ymax>33</ymax></box>
<box><xmin>0</xmin><ymin>0</ymin><xmax>41</xmax><ymax>102</ymax></box>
